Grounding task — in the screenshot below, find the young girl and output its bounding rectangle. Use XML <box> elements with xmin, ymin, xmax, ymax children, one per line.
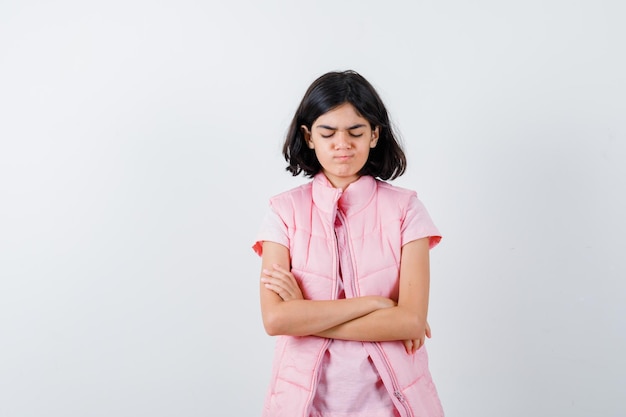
<box><xmin>252</xmin><ymin>70</ymin><xmax>443</xmax><ymax>417</ymax></box>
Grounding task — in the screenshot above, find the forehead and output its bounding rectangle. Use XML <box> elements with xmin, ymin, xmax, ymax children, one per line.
<box><xmin>313</xmin><ymin>103</ymin><xmax>368</xmax><ymax>128</ymax></box>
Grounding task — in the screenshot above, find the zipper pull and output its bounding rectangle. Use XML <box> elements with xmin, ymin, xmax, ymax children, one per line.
<box><xmin>394</xmin><ymin>390</ymin><xmax>406</xmax><ymax>403</ymax></box>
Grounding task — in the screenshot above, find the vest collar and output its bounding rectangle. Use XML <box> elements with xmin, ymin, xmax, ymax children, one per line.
<box><xmin>312</xmin><ymin>172</ymin><xmax>376</xmax><ymax>216</ymax></box>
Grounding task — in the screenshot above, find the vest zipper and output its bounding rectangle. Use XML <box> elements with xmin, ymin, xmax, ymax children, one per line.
<box><xmin>337</xmin><ymin>211</ymin><xmax>413</xmax><ymax>417</ymax></box>
<box><xmin>303</xmin><ymin>338</ymin><xmax>331</xmax><ymax>416</ymax></box>
<box><xmin>304</xmin><ymin>196</ymin><xmax>342</xmax><ymax>416</ymax></box>
<box><xmin>374</xmin><ymin>342</ymin><xmax>414</xmax><ymax>417</ymax></box>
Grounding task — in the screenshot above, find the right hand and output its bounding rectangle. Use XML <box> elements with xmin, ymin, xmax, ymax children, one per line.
<box><xmin>261</xmin><ymin>264</ymin><xmax>304</xmax><ymax>301</ymax></box>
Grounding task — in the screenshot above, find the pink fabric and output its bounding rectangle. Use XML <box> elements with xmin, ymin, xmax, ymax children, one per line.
<box><xmin>310</xmin><ymin>343</ymin><xmax>398</xmax><ymax>417</ymax></box>
<box><xmin>257</xmin><ymin>201</ymin><xmax>433</xmax><ymax>416</ymax></box>
<box><xmin>312</xmin><ymin>238</ymin><xmax>394</xmax><ymax>415</ymax></box>
<box><xmin>310</xmin><ymin>210</ymin><xmax>397</xmax><ymax>416</ymax></box>
<box><xmin>253</xmin><ymin>174</ymin><xmax>444</xmax><ymax>417</ymax></box>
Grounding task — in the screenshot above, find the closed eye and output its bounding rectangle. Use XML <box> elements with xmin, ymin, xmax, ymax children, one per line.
<box><xmin>321</xmin><ymin>131</ymin><xmax>363</xmax><ymax>138</ymax></box>
<box><xmin>316</xmin><ymin>124</ymin><xmax>367</xmax><ymax>138</ymax></box>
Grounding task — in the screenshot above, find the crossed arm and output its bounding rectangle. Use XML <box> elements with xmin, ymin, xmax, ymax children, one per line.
<box><xmin>259</xmin><ymin>238</ymin><xmax>432</xmax><ymax>353</ymax></box>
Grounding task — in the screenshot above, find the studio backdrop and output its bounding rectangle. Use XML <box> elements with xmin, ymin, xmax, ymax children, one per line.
<box><xmin>0</xmin><ymin>1</ymin><xmax>624</xmax><ymax>416</ymax></box>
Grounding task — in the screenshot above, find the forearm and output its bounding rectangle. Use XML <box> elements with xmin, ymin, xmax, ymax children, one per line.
<box><xmin>315</xmin><ymin>305</ymin><xmax>427</xmax><ymax>342</ymax></box>
<box><xmin>262</xmin><ymin>295</ymin><xmax>391</xmax><ymax>337</ymax></box>
<box><xmin>314</xmin><ymin>238</ymin><xmax>432</xmax><ymax>343</ymax></box>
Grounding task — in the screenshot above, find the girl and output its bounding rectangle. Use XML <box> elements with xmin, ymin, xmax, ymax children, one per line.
<box><xmin>252</xmin><ymin>70</ymin><xmax>443</xmax><ymax>417</ymax></box>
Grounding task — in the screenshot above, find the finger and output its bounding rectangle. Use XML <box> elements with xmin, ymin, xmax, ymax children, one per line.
<box><xmin>265</xmin><ymin>266</ymin><xmax>303</xmax><ymax>297</ymax></box>
<box><xmin>262</xmin><ymin>282</ymin><xmax>286</xmax><ymax>299</ymax></box>
<box><xmin>425</xmin><ymin>323</ymin><xmax>432</xmax><ymax>338</ymax></box>
<box><xmin>261</xmin><ymin>275</ymin><xmax>293</xmax><ymax>296</ymax></box>
<box><xmin>272</xmin><ymin>266</ymin><xmax>300</xmax><ymax>290</ymax></box>
<box><xmin>262</xmin><ymin>269</ymin><xmax>295</xmax><ymax>289</ymax></box>
<box><xmin>263</xmin><ymin>265</ymin><xmax>304</xmax><ymax>301</ymax></box>
<box><xmin>263</xmin><ymin>282</ymin><xmax>297</xmax><ymax>301</ymax></box>
<box><xmin>262</xmin><ymin>268</ymin><xmax>289</xmax><ymax>280</ymax></box>
<box><xmin>267</xmin><ymin>267</ymin><xmax>298</xmax><ymax>284</ymax></box>
<box><xmin>403</xmin><ymin>339</ymin><xmax>412</xmax><ymax>354</ymax></box>
<box><xmin>271</xmin><ymin>263</ymin><xmax>292</xmax><ymax>275</ymax></box>
<box><xmin>262</xmin><ymin>273</ymin><xmax>299</xmax><ymax>295</ymax></box>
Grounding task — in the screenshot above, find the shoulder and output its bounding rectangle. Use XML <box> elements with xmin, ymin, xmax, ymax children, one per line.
<box><xmin>269</xmin><ymin>181</ymin><xmax>313</xmax><ymax>205</ymax></box>
<box><xmin>375</xmin><ymin>180</ymin><xmax>418</xmax><ymax>205</ymax></box>
<box><xmin>267</xmin><ymin>182</ymin><xmax>314</xmax><ymax>220</ymax></box>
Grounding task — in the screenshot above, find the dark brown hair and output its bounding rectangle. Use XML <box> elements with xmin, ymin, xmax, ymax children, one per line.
<box><xmin>283</xmin><ymin>70</ymin><xmax>406</xmax><ymax>180</ymax></box>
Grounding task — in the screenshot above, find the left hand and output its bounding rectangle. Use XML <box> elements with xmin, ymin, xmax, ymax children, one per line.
<box><xmin>261</xmin><ymin>264</ymin><xmax>304</xmax><ymax>301</ymax></box>
<box><xmin>402</xmin><ymin>321</ymin><xmax>432</xmax><ymax>354</ymax></box>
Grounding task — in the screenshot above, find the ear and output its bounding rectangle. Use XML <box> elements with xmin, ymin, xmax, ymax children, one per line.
<box><xmin>370</xmin><ymin>126</ymin><xmax>380</xmax><ymax>148</ymax></box>
<box><xmin>301</xmin><ymin>125</ymin><xmax>314</xmax><ymax>149</ymax></box>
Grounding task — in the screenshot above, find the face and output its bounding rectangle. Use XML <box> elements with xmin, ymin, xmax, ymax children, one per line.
<box><xmin>302</xmin><ymin>103</ymin><xmax>379</xmax><ymax>190</ymax></box>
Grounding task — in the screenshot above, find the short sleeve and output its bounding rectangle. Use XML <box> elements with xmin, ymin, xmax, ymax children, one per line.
<box><xmin>251</xmin><ymin>205</ymin><xmax>289</xmax><ymax>256</ymax></box>
<box><xmin>401</xmin><ymin>194</ymin><xmax>442</xmax><ymax>249</ymax></box>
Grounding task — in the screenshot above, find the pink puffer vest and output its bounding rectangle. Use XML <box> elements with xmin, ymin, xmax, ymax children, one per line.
<box><xmin>254</xmin><ymin>173</ymin><xmax>444</xmax><ymax>417</ymax></box>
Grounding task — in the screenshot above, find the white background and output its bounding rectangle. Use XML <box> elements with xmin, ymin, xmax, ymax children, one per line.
<box><xmin>1</xmin><ymin>1</ymin><xmax>625</xmax><ymax>416</ymax></box>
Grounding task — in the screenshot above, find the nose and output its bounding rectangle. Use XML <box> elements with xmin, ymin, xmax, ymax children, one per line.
<box><xmin>334</xmin><ymin>131</ymin><xmax>351</xmax><ymax>149</ymax></box>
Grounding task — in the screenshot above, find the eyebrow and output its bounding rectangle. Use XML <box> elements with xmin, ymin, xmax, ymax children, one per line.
<box><xmin>316</xmin><ymin>124</ymin><xmax>367</xmax><ymax>130</ymax></box>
